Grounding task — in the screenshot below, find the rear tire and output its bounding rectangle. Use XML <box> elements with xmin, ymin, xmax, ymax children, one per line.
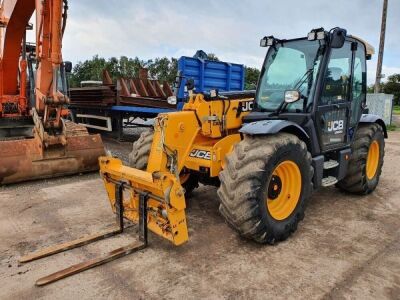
<box><xmin>218</xmin><ymin>133</ymin><xmax>313</xmax><ymax>244</ymax></box>
<box><xmin>129</xmin><ymin>129</ymin><xmax>199</xmax><ymax>196</ymax></box>
<box><xmin>337</xmin><ymin>124</ymin><xmax>385</xmax><ymax>194</ymax></box>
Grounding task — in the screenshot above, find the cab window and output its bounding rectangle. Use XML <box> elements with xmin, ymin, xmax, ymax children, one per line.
<box><xmin>320</xmin><ymin>42</ymin><xmax>352</xmax><ymax>105</ymax></box>
<box><xmin>350</xmin><ymin>44</ymin><xmax>366</xmax><ymax>127</ymax></box>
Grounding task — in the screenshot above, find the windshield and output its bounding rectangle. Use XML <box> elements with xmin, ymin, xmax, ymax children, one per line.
<box><xmin>256</xmin><ymin>39</ymin><xmax>325</xmax><ymax>112</ymax></box>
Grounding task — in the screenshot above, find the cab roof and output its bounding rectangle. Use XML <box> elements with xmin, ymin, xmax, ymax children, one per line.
<box><xmin>349</xmin><ymin>35</ymin><xmax>375</xmax><ymax>57</ymax></box>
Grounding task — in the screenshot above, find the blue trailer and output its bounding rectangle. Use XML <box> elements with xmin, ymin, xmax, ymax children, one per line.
<box><xmin>176</xmin><ymin>55</ymin><xmax>245</xmax><ymax>100</ymax></box>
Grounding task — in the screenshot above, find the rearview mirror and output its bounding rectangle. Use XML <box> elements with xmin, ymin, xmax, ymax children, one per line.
<box><xmin>330</xmin><ymin>28</ymin><xmax>347</xmax><ymax>48</ymax></box>
<box><xmin>284</xmin><ymin>90</ymin><xmax>301</xmax><ymax>103</ymax></box>
<box><xmin>64</xmin><ymin>61</ymin><xmax>73</xmax><ymax>73</ymax></box>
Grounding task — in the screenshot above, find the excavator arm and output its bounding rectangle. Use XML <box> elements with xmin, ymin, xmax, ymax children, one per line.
<box><xmin>0</xmin><ymin>0</ymin><xmax>104</xmax><ymax>184</ymax></box>
<box><xmin>35</xmin><ymin>0</ymin><xmax>69</xmax><ymax>134</ymax></box>
<box><xmin>0</xmin><ymin>0</ymin><xmax>68</xmax><ymax>125</ymax></box>
<box><xmin>0</xmin><ymin>0</ymin><xmax>35</xmax><ymax>117</ymax></box>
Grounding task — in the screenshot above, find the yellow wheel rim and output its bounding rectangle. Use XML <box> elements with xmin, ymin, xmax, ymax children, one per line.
<box><xmin>266</xmin><ymin>160</ymin><xmax>302</xmax><ymax>221</ymax></box>
<box><xmin>366</xmin><ymin>140</ymin><xmax>380</xmax><ymax>180</ymax></box>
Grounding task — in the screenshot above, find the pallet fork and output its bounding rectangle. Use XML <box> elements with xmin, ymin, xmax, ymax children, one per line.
<box><xmin>19</xmin><ymin>183</ymin><xmax>149</xmax><ymax>286</ymax></box>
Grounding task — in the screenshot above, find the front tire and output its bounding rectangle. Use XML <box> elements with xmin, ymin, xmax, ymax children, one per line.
<box><xmin>218</xmin><ymin>133</ymin><xmax>313</xmax><ymax>244</ymax></box>
<box><xmin>129</xmin><ymin>129</ymin><xmax>199</xmax><ymax>196</ymax></box>
<box><xmin>337</xmin><ymin>123</ymin><xmax>385</xmax><ymax>194</ymax></box>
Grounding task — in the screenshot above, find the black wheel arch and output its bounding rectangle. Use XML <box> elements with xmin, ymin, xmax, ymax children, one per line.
<box><xmin>239</xmin><ymin>120</ymin><xmax>312</xmax><ymax>152</ymax></box>
<box><xmin>359</xmin><ymin>114</ymin><xmax>388</xmax><ymax>138</ymax></box>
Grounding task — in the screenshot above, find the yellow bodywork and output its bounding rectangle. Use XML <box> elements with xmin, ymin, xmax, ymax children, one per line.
<box><xmin>99</xmin><ymin>93</ymin><xmax>254</xmax><ymax>245</ymax></box>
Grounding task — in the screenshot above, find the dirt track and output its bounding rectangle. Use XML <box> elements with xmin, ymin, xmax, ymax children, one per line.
<box><xmin>0</xmin><ymin>132</ymin><xmax>399</xmax><ymax>299</ymax></box>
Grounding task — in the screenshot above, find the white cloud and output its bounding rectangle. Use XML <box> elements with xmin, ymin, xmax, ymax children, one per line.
<box><xmin>54</xmin><ymin>0</ymin><xmax>399</xmax><ymax>83</ymax></box>
<box><xmin>382</xmin><ymin>65</ymin><xmax>400</xmax><ymax>81</ymax></box>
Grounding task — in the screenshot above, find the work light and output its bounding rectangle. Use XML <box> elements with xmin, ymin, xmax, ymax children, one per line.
<box><xmin>308</xmin><ymin>28</ymin><xmax>325</xmax><ymax>40</ymax></box>
<box><xmin>260</xmin><ymin>36</ymin><xmax>275</xmax><ymax>47</ymax></box>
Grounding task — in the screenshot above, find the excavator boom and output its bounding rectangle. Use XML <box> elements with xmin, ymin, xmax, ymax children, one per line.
<box><xmin>0</xmin><ymin>0</ymin><xmax>104</xmax><ymax>184</ymax></box>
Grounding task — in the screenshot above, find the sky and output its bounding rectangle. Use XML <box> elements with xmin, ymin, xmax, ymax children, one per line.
<box><xmin>41</xmin><ymin>0</ymin><xmax>400</xmax><ymax>85</ymax></box>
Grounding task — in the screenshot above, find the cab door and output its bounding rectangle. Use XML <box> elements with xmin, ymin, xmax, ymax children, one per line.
<box><xmin>348</xmin><ymin>42</ymin><xmax>367</xmax><ymax>140</ymax></box>
<box><xmin>316</xmin><ymin>41</ymin><xmax>355</xmax><ymax>151</ymax></box>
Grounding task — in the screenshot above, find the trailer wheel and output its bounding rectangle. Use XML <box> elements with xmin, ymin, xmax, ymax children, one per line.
<box><xmin>218</xmin><ymin>133</ymin><xmax>313</xmax><ymax>244</ymax></box>
<box><xmin>129</xmin><ymin>129</ymin><xmax>199</xmax><ymax>196</ymax></box>
<box><xmin>337</xmin><ymin>124</ymin><xmax>385</xmax><ymax>194</ymax></box>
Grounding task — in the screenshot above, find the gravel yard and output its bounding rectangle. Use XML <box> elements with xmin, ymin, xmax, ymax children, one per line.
<box><xmin>0</xmin><ymin>131</ymin><xmax>399</xmax><ymax>299</ymax></box>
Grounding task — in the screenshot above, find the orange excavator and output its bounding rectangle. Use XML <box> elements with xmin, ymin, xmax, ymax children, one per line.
<box><xmin>0</xmin><ymin>0</ymin><xmax>104</xmax><ymax>184</ymax></box>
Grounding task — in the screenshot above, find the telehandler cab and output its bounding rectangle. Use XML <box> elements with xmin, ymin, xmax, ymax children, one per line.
<box><xmin>21</xmin><ymin>27</ymin><xmax>386</xmax><ymax>285</ymax></box>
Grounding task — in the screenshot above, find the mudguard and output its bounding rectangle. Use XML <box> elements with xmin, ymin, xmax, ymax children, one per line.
<box><xmin>240</xmin><ymin>119</ymin><xmax>310</xmax><ymax>139</ymax></box>
<box><xmin>359</xmin><ymin>114</ymin><xmax>388</xmax><ymax>138</ymax></box>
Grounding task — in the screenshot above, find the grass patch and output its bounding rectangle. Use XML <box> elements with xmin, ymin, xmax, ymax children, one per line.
<box><xmin>393</xmin><ymin>105</ymin><xmax>400</xmax><ymax>115</ymax></box>
<box><xmin>387</xmin><ymin>124</ymin><xmax>397</xmax><ymax>131</ymax></box>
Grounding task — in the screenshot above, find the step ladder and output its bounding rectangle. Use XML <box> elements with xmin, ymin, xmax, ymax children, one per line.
<box><xmin>321</xmin><ymin>176</ymin><xmax>338</xmax><ymax>187</ymax></box>
<box><xmin>323</xmin><ymin>160</ymin><xmax>339</xmax><ymax>169</ymax></box>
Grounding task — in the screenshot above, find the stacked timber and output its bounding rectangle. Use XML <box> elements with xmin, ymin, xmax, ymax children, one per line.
<box><xmin>69</xmin><ymin>70</ymin><xmax>117</xmax><ymax>107</ymax></box>
<box><xmin>69</xmin><ymin>69</ymin><xmax>176</xmax><ymax>109</ymax></box>
<box><xmin>69</xmin><ymin>86</ymin><xmax>116</xmax><ymax>107</ymax></box>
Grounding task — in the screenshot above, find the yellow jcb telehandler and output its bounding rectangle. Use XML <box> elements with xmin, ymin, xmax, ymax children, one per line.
<box><xmin>21</xmin><ymin>27</ymin><xmax>387</xmax><ymax>286</ymax></box>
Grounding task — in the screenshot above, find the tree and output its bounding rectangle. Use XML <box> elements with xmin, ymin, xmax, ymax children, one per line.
<box><xmin>245</xmin><ymin>67</ymin><xmax>260</xmax><ymax>90</ymax></box>
<box><xmin>148</xmin><ymin>57</ymin><xmax>177</xmax><ymax>83</ymax></box>
<box><xmin>69</xmin><ymin>56</ymin><xmax>151</xmax><ymax>87</ymax></box>
<box><xmin>367</xmin><ymin>85</ymin><xmax>375</xmax><ymax>93</ymax></box>
<box><xmin>69</xmin><ymin>55</ymin><xmax>107</xmax><ymax>87</ymax></box>
<box><xmin>116</xmin><ymin>56</ymin><xmax>149</xmax><ymax>78</ymax></box>
<box><xmin>382</xmin><ymin>74</ymin><xmax>400</xmax><ymax>105</ymax></box>
<box><xmin>206</xmin><ymin>53</ymin><xmax>219</xmax><ymax>61</ymax></box>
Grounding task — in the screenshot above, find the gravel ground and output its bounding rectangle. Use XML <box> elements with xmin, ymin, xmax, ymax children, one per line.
<box><xmin>102</xmin><ymin>127</ymin><xmax>148</xmax><ymax>163</ymax></box>
<box><xmin>0</xmin><ymin>130</ymin><xmax>399</xmax><ymax>299</ymax></box>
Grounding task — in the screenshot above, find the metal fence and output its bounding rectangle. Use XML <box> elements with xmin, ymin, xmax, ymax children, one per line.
<box><xmin>366</xmin><ymin>93</ymin><xmax>394</xmax><ymax>125</ymax></box>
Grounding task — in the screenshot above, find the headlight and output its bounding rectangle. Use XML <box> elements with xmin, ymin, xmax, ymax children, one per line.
<box><xmin>308</xmin><ymin>28</ymin><xmax>326</xmax><ymax>41</ymax></box>
<box><xmin>167</xmin><ymin>96</ymin><xmax>177</xmax><ymax>105</ymax></box>
<box><xmin>307</xmin><ymin>32</ymin><xmax>316</xmax><ymax>41</ymax></box>
<box><xmin>316</xmin><ymin>31</ymin><xmax>325</xmax><ymax>40</ymax></box>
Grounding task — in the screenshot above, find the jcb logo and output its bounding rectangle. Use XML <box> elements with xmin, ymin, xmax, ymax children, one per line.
<box><xmin>189</xmin><ymin>149</ymin><xmax>211</xmax><ymax>160</ymax></box>
<box><xmin>327</xmin><ymin>120</ymin><xmax>344</xmax><ymax>132</ymax></box>
<box><xmin>241</xmin><ymin>101</ymin><xmax>254</xmax><ymax>112</ymax></box>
